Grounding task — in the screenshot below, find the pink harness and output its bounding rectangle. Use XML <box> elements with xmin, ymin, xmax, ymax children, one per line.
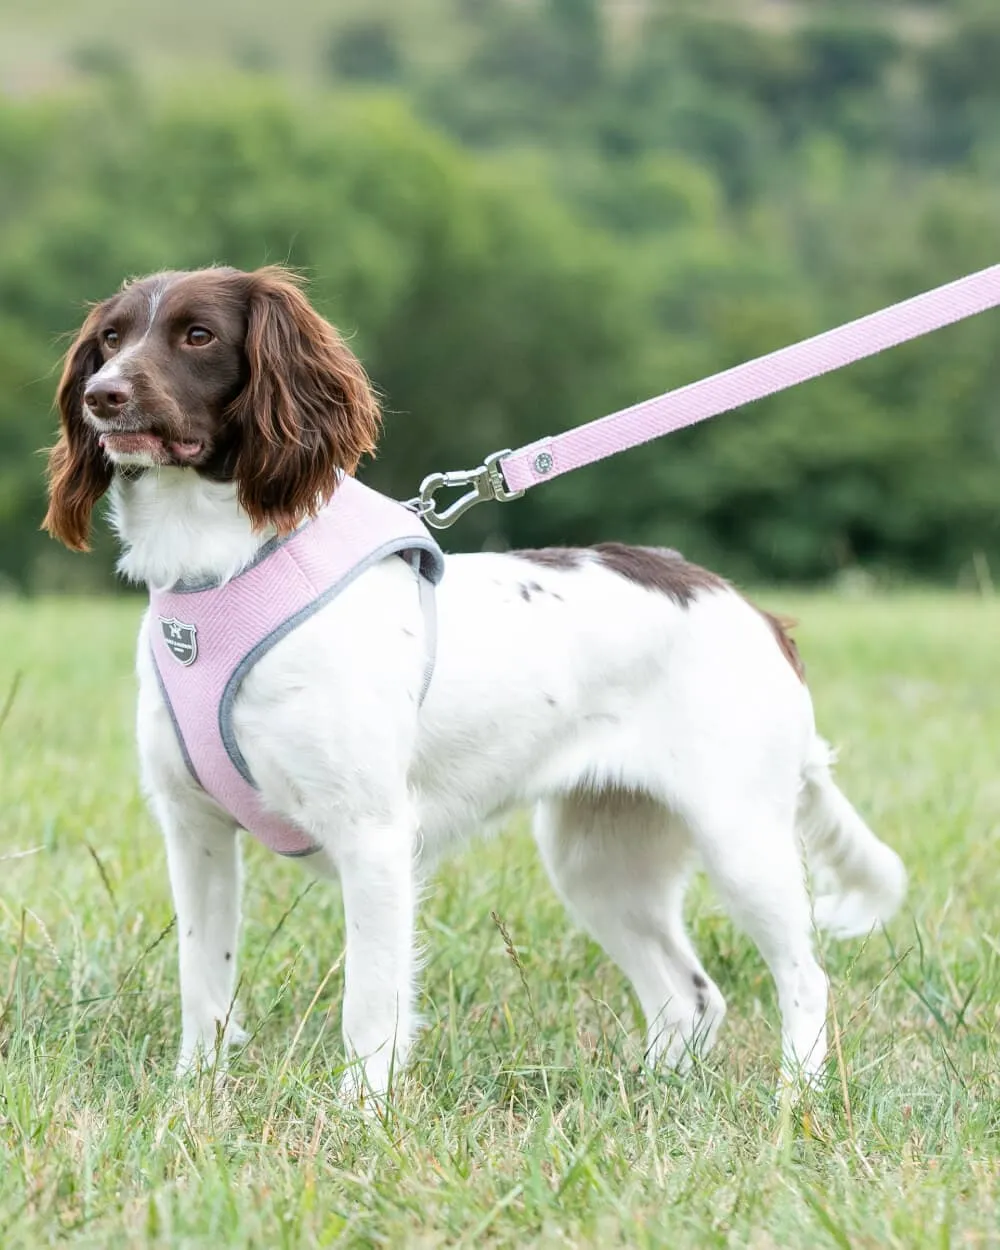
<box><xmin>149</xmin><ymin>476</ymin><xmax>444</xmax><ymax>857</ymax></box>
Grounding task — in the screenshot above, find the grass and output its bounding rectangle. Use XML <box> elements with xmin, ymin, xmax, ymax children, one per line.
<box><xmin>1</xmin><ymin>592</ymin><xmax>998</xmax><ymax>1247</ymax></box>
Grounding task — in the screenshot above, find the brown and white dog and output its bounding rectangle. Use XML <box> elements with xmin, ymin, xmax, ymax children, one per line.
<box><xmin>45</xmin><ymin>266</ymin><xmax>906</xmax><ymax>1096</ymax></box>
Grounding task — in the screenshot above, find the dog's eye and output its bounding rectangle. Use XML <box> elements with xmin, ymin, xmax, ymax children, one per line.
<box><xmin>185</xmin><ymin>326</ymin><xmax>214</xmax><ymax>347</ymax></box>
<box><xmin>102</xmin><ymin>328</ymin><xmax>120</xmax><ymax>350</ymax></box>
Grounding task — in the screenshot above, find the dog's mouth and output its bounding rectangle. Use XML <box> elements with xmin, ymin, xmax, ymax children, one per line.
<box><xmin>99</xmin><ymin>431</ymin><xmax>205</xmax><ymax>463</ymax></box>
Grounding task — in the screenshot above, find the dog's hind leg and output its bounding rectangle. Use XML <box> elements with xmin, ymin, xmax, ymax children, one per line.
<box><xmin>687</xmin><ymin>796</ymin><xmax>830</xmax><ymax>1082</ymax></box>
<box><xmin>533</xmin><ymin>789</ymin><xmax>726</xmax><ymax>1070</ymax></box>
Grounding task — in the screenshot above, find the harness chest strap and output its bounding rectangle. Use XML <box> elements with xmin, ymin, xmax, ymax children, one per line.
<box><xmin>148</xmin><ymin>476</ymin><xmax>445</xmax><ymax>857</ymax></box>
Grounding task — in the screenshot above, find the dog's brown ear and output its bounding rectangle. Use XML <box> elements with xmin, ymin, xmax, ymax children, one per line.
<box><xmin>43</xmin><ymin>306</ymin><xmax>114</xmax><ymax>551</ymax></box>
<box><xmin>226</xmin><ymin>266</ymin><xmax>381</xmax><ymax>533</ymax></box>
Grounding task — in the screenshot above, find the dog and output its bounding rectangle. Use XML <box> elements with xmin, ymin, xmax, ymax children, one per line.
<box><xmin>44</xmin><ymin>265</ymin><xmax>906</xmax><ymax>1095</ymax></box>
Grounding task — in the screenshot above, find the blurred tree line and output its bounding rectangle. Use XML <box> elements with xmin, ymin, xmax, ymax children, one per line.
<box><xmin>1</xmin><ymin>0</ymin><xmax>998</xmax><ymax>591</ymax></box>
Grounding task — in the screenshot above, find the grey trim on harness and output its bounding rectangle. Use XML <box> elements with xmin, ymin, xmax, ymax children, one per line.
<box><xmin>152</xmin><ymin>657</ymin><xmax>202</xmax><ymax>786</ymax></box>
<box><xmin>152</xmin><ymin>652</ymin><xmax>323</xmax><ymax>855</ymax></box>
<box><xmin>169</xmin><ymin>529</ymin><xmax>293</xmax><ymax>594</ymax></box>
<box><xmin>218</xmin><ymin>537</ymin><xmax>444</xmax><ymax>788</ymax></box>
<box><xmin>416</xmin><ymin>564</ymin><xmax>437</xmax><ymax>704</ymax></box>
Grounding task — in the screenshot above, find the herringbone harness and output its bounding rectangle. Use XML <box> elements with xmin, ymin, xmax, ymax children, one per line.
<box><xmin>149</xmin><ymin>476</ymin><xmax>444</xmax><ymax>857</ymax></box>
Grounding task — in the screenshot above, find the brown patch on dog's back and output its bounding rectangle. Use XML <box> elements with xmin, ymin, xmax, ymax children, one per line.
<box><xmin>514</xmin><ymin>547</ymin><xmax>584</xmax><ymax>572</ymax></box>
<box><xmin>515</xmin><ymin>543</ymin><xmax>807</xmax><ymax>681</ymax></box>
<box><xmin>592</xmin><ymin>543</ymin><xmax>726</xmax><ymax>607</ymax></box>
<box><xmin>515</xmin><ymin>543</ymin><xmax>725</xmax><ymax>608</ymax></box>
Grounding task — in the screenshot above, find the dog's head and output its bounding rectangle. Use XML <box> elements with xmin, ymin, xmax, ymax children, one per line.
<box><xmin>44</xmin><ymin>266</ymin><xmax>381</xmax><ymax>550</ymax></box>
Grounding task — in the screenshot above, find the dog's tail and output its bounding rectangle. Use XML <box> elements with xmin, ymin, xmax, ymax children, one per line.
<box><xmin>797</xmin><ymin>737</ymin><xmax>907</xmax><ymax>938</ymax></box>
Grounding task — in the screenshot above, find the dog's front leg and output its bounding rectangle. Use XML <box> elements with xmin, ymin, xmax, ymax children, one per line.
<box><xmin>154</xmin><ymin>794</ymin><xmax>244</xmax><ymax>1076</ymax></box>
<box><xmin>336</xmin><ymin>818</ymin><xmax>417</xmax><ymax>1102</ymax></box>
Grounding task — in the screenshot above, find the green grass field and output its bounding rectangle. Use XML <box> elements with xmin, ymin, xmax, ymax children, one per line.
<box><xmin>1</xmin><ymin>594</ymin><xmax>998</xmax><ymax>1247</ymax></box>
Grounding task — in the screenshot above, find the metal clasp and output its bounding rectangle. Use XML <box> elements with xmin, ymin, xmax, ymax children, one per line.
<box><xmin>407</xmin><ymin>450</ymin><xmax>524</xmax><ymax>529</ymax></box>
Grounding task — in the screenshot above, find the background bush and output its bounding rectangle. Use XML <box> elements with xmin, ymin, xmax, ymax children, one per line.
<box><xmin>1</xmin><ymin>0</ymin><xmax>998</xmax><ymax>591</ymax></box>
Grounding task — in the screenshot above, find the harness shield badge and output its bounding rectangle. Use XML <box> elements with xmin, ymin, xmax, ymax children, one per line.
<box><xmin>159</xmin><ymin>616</ymin><xmax>198</xmax><ymax>666</ymax></box>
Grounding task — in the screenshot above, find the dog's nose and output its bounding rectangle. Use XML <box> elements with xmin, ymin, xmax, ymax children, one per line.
<box><xmin>84</xmin><ymin>377</ymin><xmax>132</xmax><ymax>417</ymax></box>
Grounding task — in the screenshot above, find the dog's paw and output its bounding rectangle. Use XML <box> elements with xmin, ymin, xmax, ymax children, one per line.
<box><xmin>337</xmin><ymin>1062</ymin><xmax>395</xmax><ymax>1117</ymax></box>
<box><xmin>175</xmin><ymin>1020</ymin><xmax>248</xmax><ymax>1078</ymax></box>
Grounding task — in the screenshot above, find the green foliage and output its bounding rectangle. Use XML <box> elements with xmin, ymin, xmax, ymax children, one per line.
<box><xmin>0</xmin><ymin>1</ymin><xmax>998</xmax><ymax>591</ymax></box>
<box><xmin>325</xmin><ymin>18</ymin><xmax>403</xmax><ymax>83</ymax></box>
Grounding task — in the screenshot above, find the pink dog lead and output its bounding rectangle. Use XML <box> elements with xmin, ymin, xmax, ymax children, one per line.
<box><xmin>412</xmin><ymin>263</ymin><xmax>1000</xmax><ymax>527</ymax></box>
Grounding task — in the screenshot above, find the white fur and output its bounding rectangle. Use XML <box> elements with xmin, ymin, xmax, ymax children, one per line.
<box><xmin>119</xmin><ymin>468</ymin><xmax>906</xmax><ymax>1095</ymax></box>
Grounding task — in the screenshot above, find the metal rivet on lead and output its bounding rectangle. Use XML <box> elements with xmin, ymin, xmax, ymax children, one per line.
<box><xmin>534</xmin><ymin>451</ymin><xmax>554</xmax><ymax>475</ymax></box>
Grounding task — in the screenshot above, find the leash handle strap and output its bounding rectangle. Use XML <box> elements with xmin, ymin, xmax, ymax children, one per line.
<box><xmin>499</xmin><ymin>263</ymin><xmax>1000</xmax><ymax>495</ymax></box>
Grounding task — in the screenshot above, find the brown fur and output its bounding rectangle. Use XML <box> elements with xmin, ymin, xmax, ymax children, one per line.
<box><xmin>592</xmin><ymin>543</ymin><xmax>726</xmax><ymax>607</ymax></box>
<box><xmin>516</xmin><ymin>543</ymin><xmax>725</xmax><ymax>608</ymax></box>
<box><xmin>44</xmin><ymin>305</ymin><xmax>115</xmax><ymax>550</ymax></box>
<box><xmin>227</xmin><ymin>268</ymin><xmax>380</xmax><ymax>534</ymax></box>
<box><xmin>754</xmin><ymin>608</ymin><xmax>806</xmax><ymax>683</ymax></box>
<box><xmin>43</xmin><ymin>265</ymin><xmax>380</xmax><ymax>549</ymax></box>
